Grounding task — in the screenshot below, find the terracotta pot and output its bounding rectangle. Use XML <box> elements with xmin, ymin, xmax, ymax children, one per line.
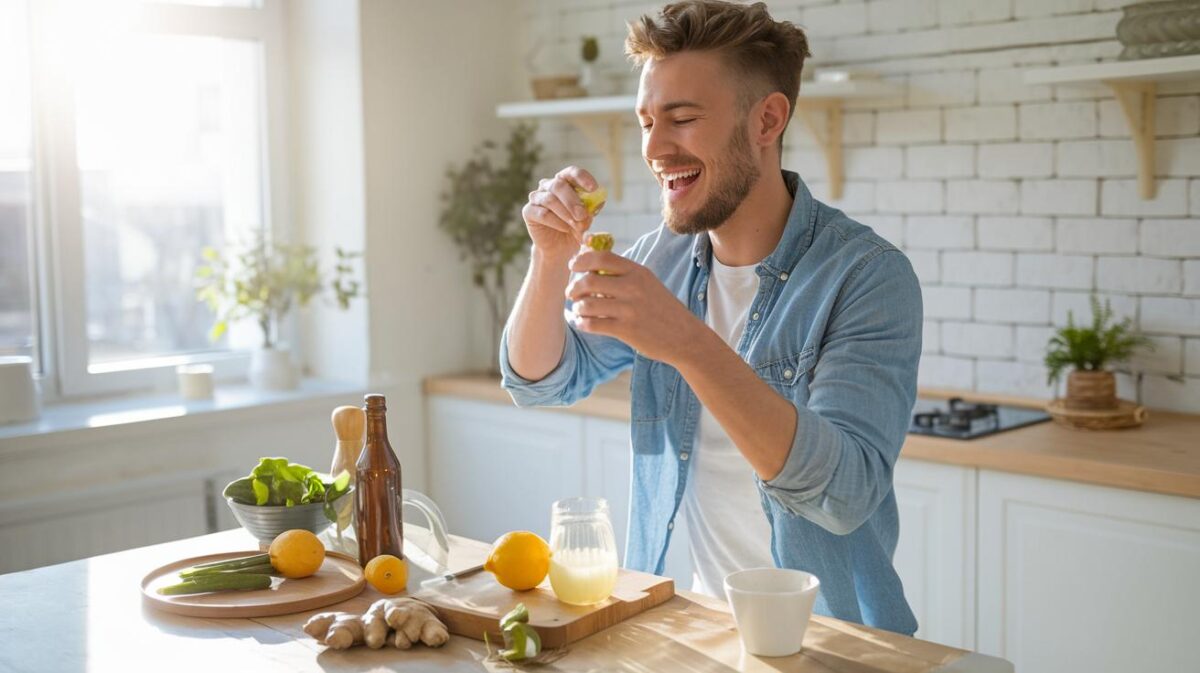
<box><xmin>1065</xmin><ymin>370</ymin><xmax>1118</xmax><ymax>411</ymax></box>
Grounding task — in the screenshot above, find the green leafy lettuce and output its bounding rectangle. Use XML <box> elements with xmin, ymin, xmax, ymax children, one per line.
<box><xmin>223</xmin><ymin>457</ymin><xmax>352</xmax><ymax>523</ymax></box>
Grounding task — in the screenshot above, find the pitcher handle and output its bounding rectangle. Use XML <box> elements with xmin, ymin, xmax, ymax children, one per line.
<box><xmin>401</xmin><ymin>488</ymin><xmax>451</xmax><ymax>574</ymax></box>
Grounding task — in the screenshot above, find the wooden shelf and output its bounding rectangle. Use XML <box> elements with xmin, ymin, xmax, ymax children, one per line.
<box><xmin>496</xmin><ymin>79</ymin><xmax>903</xmax><ymax>201</ymax></box>
<box><xmin>1024</xmin><ymin>55</ymin><xmax>1200</xmax><ymax>200</ymax></box>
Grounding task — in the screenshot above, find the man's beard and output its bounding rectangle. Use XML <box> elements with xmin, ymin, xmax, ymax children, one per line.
<box><xmin>661</xmin><ymin>122</ymin><xmax>760</xmax><ymax>236</ymax></box>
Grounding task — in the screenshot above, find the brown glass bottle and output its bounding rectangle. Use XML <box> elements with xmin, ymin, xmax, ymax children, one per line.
<box><xmin>355</xmin><ymin>394</ymin><xmax>404</xmax><ymax>565</ymax></box>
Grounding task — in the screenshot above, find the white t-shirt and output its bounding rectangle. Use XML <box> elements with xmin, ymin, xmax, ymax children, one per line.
<box><xmin>681</xmin><ymin>254</ymin><xmax>776</xmax><ymax>598</ymax></box>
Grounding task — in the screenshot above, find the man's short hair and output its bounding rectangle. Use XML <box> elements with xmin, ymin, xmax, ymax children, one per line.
<box><xmin>625</xmin><ymin>0</ymin><xmax>811</xmax><ymax>126</ymax></box>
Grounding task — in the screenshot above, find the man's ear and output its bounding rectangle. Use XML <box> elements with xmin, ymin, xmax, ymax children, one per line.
<box><xmin>753</xmin><ymin>91</ymin><xmax>791</xmax><ymax>149</ymax></box>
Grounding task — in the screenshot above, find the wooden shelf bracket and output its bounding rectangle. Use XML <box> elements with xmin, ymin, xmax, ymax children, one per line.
<box><xmin>568</xmin><ymin>115</ymin><xmax>625</xmax><ymax>201</ymax></box>
<box><xmin>1106</xmin><ymin>80</ymin><xmax>1157</xmax><ymax>200</ymax></box>
<box><xmin>795</xmin><ymin>101</ymin><xmax>845</xmax><ymax>201</ymax></box>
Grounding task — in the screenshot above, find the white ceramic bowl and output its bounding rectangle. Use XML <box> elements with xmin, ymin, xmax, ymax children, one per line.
<box><xmin>723</xmin><ymin>567</ymin><xmax>820</xmax><ymax>657</ymax></box>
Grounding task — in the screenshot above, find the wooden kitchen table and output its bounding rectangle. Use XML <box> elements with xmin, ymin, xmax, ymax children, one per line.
<box><xmin>0</xmin><ymin>529</ymin><xmax>1012</xmax><ymax>673</ymax></box>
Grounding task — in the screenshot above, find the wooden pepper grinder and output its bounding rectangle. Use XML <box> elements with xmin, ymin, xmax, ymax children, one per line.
<box><xmin>330</xmin><ymin>405</ymin><xmax>365</xmax><ymax>545</ymax></box>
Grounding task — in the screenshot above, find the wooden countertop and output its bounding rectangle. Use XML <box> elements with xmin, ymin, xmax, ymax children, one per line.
<box><xmin>0</xmin><ymin>528</ymin><xmax>1011</xmax><ymax>673</ymax></box>
<box><xmin>425</xmin><ymin>374</ymin><xmax>1200</xmax><ymax>500</ymax></box>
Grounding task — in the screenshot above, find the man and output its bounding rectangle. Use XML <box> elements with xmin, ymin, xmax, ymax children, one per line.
<box><xmin>500</xmin><ymin>0</ymin><xmax>921</xmax><ymax>635</ymax></box>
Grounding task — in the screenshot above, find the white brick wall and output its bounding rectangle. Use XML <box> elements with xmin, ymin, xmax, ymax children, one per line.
<box><xmin>539</xmin><ymin>0</ymin><xmax>1200</xmax><ymax>412</ymax></box>
<box><xmin>1096</xmin><ymin>257</ymin><xmax>1182</xmax><ymax>294</ymax></box>
<box><xmin>943</xmin><ymin>251</ymin><xmax>1013</xmax><ymax>286</ymax></box>
<box><xmin>906</xmin><ymin>216</ymin><xmax>974</xmax><ymax>249</ymax></box>
<box><xmin>975</xmin><ymin>287</ymin><xmax>1051</xmax><ymax>323</ymax></box>
<box><xmin>978</xmin><ymin>216</ymin><xmax>1053</xmax><ymax>251</ymax></box>
<box><xmin>978</xmin><ymin>142</ymin><xmax>1053</xmax><ymax>179</ymax></box>
<box><xmin>1018</xmin><ymin>102</ymin><xmax>1097</xmax><ymax>140</ymax></box>
<box><xmin>944</xmin><ymin>106</ymin><xmax>1016</xmax><ymax>142</ymax></box>
<box><xmin>943</xmin><ymin>321</ymin><xmax>1014</xmax><ymax>357</ymax></box>
<box><xmin>1141</xmin><ymin>220</ymin><xmax>1200</xmax><ymax>257</ymax></box>
<box><xmin>1021</xmin><ymin>180</ymin><xmax>1097</xmax><ymax>216</ymax></box>
<box><xmin>1017</xmin><ymin>253</ymin><xmax>1093</xmax><ymax>289</ymax></box>
<box><xmin>906</xmin><ymin>145</ymin><xmax>976</xmax><ymax>178</ymax></box>
<box><xmin>1056</xmin><ymin>218</ymin><xmax>1138</xmax><ymax>254</ymax></box>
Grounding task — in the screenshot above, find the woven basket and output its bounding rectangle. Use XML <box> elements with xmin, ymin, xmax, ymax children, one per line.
<box><xmin>1046</xmin><ymin>398</ymin><xmax>1147</xmax><ymax>430</ymax></box>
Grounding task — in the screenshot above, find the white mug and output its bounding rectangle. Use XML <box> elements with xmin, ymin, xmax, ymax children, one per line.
<box><xmin>724</xmin><ymin>567</ymin><xmax>820</xmax><ymax>657</ymax></box>
<box><xmin>0</xmin><ymin>356</ymin><xmax>41</xmax><ymax>425</ymax></box>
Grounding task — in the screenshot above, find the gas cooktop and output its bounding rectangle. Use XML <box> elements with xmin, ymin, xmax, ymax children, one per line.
<box><xmin>909</xmin><ymin>396</ymin><xmax>1051</xmax><ymax>440</ymax></box>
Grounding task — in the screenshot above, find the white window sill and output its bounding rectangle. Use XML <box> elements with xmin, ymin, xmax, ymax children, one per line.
<box><xmin>0</xmin><ymin>378</ymin><xmax>367</xmax><ymax>455</ymax></box>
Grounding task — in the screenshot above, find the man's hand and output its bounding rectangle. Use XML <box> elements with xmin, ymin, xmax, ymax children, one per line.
<box><xmin>522</xmin><ymin>166</ymin><xmax>605</xmax><ymax>264</ymax></box>
<box><xmin>565</xmin><ymin>248</ymin><xmax>706</xmax><ymax>365</ymax></box>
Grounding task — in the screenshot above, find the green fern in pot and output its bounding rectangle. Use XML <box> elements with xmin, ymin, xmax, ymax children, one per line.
<box><xmin>1045</xmin><ymin>296</ymin><xmax>1150</xmax><ymax>410</ymax></box>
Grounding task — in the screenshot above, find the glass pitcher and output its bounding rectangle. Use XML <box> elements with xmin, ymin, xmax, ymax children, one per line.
<box><xmin>323</xmin><ymin>488</ymin><xmax>451</xmax><ymax>574</ymax></box>
<box><xmin>548</xmin><ymin>497</ymin><xmax>619</xmax><ymax>606</ymax></box>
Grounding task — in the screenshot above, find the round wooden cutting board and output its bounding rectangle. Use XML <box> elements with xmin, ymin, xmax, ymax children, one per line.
<box><xmin>141</xmin><ymin>550</ymin><xmax>365</xmax><ymax>618</ymax></box>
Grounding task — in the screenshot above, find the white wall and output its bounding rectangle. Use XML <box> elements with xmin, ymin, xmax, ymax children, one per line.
<box><xmin>357</xmin><ymin>0</ymin><xmax>528</xmax><ymax>487</ymax></box>
<box><xmin>288</xmin><ymin>0</ymin><xmax>371</xmax><ymax>387</ymax></box>
<box><xmin>525</xmin><ymin>0</ymin><xmax>1200</xmax><ymax>413</ymax></box>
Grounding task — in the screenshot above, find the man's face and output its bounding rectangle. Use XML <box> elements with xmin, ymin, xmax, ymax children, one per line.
<box><xmin>636</xmin><ymin>50</ymin><xmax>761</xmax><ymax>235</ymax></box>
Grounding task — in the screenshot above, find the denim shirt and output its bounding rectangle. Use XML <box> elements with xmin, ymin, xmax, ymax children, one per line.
<box><xmin>500</xmin><ymin>171</ymin><xmax>922</xmax><ymax>635</ymax></box>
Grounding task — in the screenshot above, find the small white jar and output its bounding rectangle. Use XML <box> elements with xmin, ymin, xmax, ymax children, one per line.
<box><xmin>0</xmin><ymin>356</ymin><xmax>41</xmax><ymax>425</ymax></box>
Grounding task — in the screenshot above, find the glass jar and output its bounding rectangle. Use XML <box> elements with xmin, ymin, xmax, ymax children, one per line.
<box><xmin>548</xmin><ymin>497</ymin><xmax>619</xmax><ymax>606</ymax></box>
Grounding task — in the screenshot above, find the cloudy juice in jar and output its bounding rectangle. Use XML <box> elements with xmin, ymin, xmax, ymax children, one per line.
<box><xmin>548</xmin><ymin>547</ymin><xmax>618</xmax><ymax>605</ymax></box>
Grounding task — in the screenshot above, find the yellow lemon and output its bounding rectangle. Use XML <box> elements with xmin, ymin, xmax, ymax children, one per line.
<box><xmin>268</xmin><ymin>529</ymin><xmax>326</xmax><ymax>579</ymax></box>
<box><xmin>484</xmin><ymin>531</ymin><xmax>551</xmax><ymax>591</ymax></box>
<box><xmin>574</xmin><ymin>185</ymin><xmax>607</xmax><ymax>216</ymax></box>
<box><xmin>364</xmin><ymin>554</ymin><xmax>408</xmax><ymax>594</ymax></box>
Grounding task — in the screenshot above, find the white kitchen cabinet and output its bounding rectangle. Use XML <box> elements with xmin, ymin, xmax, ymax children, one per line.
<box><xmin>426</xmin><ymin>399</ymin><xmax>696</xmax><ymax>586</ymax></box>
<box><xmin>892</xmin><ymin>458</ymin><xmax>976</xmax><ymax>650</ymax></box>
<box><xmin>977</xmin><ymin>470</ymin><xmax>1200</xmax><ymax>673</ymax></box>
<box><xmin>427</xmin><ymin>397</ymin><xmax>584</xmax><ymax>543</ymax></box>
<box><xmin>0</xmin><ymin>473</ymin><xmax>210</xmax><ymax>573</ymax></box>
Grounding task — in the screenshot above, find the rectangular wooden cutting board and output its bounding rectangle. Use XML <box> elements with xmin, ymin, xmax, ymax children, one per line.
<box><xmin>412</xmin><ymin>568</ymin><xmax>675</xmax><ymax>648</ymax></box>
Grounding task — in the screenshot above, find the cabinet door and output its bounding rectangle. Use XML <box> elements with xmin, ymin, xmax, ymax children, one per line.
<box><xmin>582</xmin><ymin>417</ymin><xmax>693</xmax><ymax>588</ymax></box>
<box><xmin>892</xmin><ymin>458</ymin><xmax>976</xmax><ymax>649</ymax></box>
<box><xmin>428</xmin><ymin>397</ymin><xmax>584</xmax><ymax>543</ymax></box>
<box><xmin>977</xmin><ymin>470</ymin><xmax>1200</xmax><ymax>673</ymax></box>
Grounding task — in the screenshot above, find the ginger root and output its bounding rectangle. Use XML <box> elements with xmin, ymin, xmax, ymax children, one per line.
<box><xmin>381</xmin><ymin>598</ymin><xmax>450</xmax><ymax>649</ymax></box>
<box><xmin>303</xmin><ymin>598</ymin><xmax>448</xmax><ymax>651</ymax></box>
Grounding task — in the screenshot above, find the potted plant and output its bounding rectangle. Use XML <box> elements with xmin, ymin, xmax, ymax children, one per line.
<box><xmin>195</xmin><ymin>234</ymin><xmax>362</xmax><ymax>390</ymax></box>
<box><xmin>439</xmin><ymin>123</ymin><xmax>541</xmax><ymax>373</ymax></box>
<box><xmin>1044</xmin><ymin>296</ymin><xmax>1151</xmax><ymax>410</ymax></box>
<box><xmin>580</xmin><ymin>35</ymin><xmax>599</xmax><ymax>93</ymax></box>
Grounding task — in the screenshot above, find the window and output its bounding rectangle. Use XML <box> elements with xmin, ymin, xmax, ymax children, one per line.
<box><xmin>10</xmin><ymin>0</ymin><xmax>286</xmax><ymax>397</ymax></box>
<box><xmin>0</xmin><ymin>0</ymin><xmax>37</xmax><ymax>366</ymax></box>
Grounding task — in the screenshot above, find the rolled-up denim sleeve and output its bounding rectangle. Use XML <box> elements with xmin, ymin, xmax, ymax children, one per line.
<box><xmin>758</xmin><ymin>249</ymin><xmax>922</xmax><ymax>535</ymax></box>
<box><xmin>499</xmin><ymin>310</ymin><xmax>634</xmax><ymax>408</ymax></box>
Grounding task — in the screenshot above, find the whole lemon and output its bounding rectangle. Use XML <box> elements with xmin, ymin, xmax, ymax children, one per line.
<box><xmin>268</xmin><ymin>529</ymin><xmax>326</xmax><ymax>579</ymax></box>
<box><xmin>364</xmin><ymin>554</ymin><xmax>408</xmax><ymax>594</ymax></box>
<box><xmin>484</xmin><ymin>531</ymin><xmax>551</xmax><ymax>591</ymax></box>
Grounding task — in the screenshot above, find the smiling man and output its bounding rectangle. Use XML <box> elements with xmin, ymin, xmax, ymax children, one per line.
<box><xmin>500</xmin><ymin>0</ymin><xmax>921</xmax><ymax>635</ymax></box>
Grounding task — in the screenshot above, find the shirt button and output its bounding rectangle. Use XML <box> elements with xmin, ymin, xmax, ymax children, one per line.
<box><xmin>698</xmin><ymin>292</ymin><xmax>705</xmax><ymax>301</ymax></box>
<box><xmin>783</xmin><ymin>369</ymin><xmax>794</xmax><ymax>379</ymax></box>
<box><xmin>780</xmin><ymin>272</ymin><xmax>789</xmax><ymax>281</ymax></box>
<box><xmin>667</xmin><ymin>521</ymin><xmax>675</xmax><ymax>530</ymax></box>
<box><xmin>680</xmin><ymin>452</ymin><xmax>689</xmax><ymax>461</ymax></box>
<box><xmin>751</xmin><ymin>312</ymin><xmax>760</xmax><ymax>320</ymax></box>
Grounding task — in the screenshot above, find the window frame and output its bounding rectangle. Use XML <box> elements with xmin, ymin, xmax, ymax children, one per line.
<box><xmin>25</xmin><ymin>0</ymin><xmax>291</xmax><ymax>399</ymax></box>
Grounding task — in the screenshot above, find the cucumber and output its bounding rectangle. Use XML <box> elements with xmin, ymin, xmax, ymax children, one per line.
<box><xmin>157</xmin><ymin>573</ymin><xmax>272</xmax><ymax>595</ymax></box>
<box><xmin>181</xmin><ymin>562</ymin><xmax>275</xmax><ymax>579</ymax></box>
<box><xmin>184</xmin><ymin>553</ymin><xmax>271</xmax><ymax>572</ymax></box>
